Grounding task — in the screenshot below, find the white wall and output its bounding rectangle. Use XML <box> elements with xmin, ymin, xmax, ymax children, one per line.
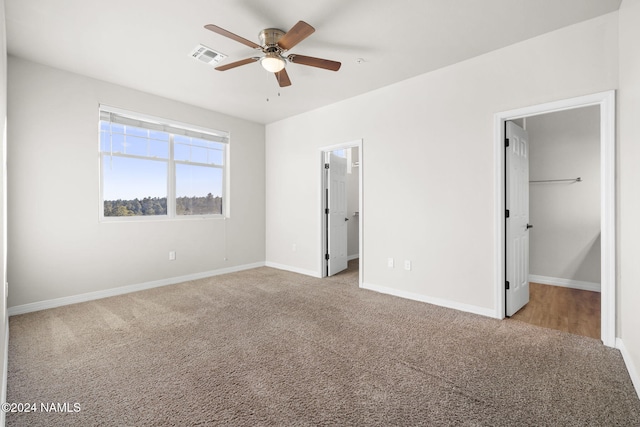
<box><xmin>7</xmin><ymin>56</ymin><xmax>266</xmax><ymax>308</ymax></box>
<box><xmin>266</xmin><ymin>13</ymin><xmax>618</xmax><ymax>313</ymax></box>
<box><xmin>619</xmin><ymin>0</ymin><xmax>640</xmax><ymax>397</ymax></box>
<box><xmin>0</xmin><ymin>0</ymin><xmax>7</xmax><ymax>421</ymax></box>
<box><xmin>527</xmin><ymin>107</ymin><xmax>601</xmax><ymax>286</ymax></box>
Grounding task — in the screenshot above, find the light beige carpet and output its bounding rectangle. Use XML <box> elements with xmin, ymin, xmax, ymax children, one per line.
<box><xmin>7</xmin><ymin>260</ymin><xmax>640</xmax><ymax>426</ymax></box>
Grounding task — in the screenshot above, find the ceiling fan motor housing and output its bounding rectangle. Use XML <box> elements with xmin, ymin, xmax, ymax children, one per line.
<box><xmin>259</xmin><ymin>28</ymin><xmax>285</xmax><ymax>48</ymax></box>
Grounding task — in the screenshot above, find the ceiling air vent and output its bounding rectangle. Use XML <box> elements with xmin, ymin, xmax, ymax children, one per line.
<box><xmin>189</xmin><ymin>44</ymin><xmax>227</xmax><ymax>66</ymax></box>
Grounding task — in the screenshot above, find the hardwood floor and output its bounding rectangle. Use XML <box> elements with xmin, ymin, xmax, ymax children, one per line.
<box><xmin>508</xmin><ymin>282</ymin><xmax>600</xmax><ymax>340</ymax></box>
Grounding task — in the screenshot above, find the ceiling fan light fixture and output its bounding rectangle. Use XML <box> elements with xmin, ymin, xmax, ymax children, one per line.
<box><xmin>205</xmin><ymin>21</ymin><xmax>340</xmax><ymax>87</ymax></box>
<box><xmin>261</xmin><ymin>53</ymin><xmax>286</xmax><ymax>73</ymax></box>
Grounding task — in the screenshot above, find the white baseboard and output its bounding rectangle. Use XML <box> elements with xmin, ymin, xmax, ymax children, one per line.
<box><xmin>7</xmin><ymin>262</ymin><xmax>266</xmax><ymax>317</ymax></box>
<box><xmin>264</xmin><ymin>262</ymin><xmax>322</xmax><ymax>278</ymax></box>
<box><xmin>616</xmin><ymin>338</ymin><xmax>640</xmax><ymax>400</ymax></box>
<box><xmin>347</xmin><ymin>254</ymin><xmax>360</xmax><ymax>261</ymax></box>
<box><xmin>361</xmin><ymin>282</ymin><xmax>495</xmax><ymax>319</ymax></box>
<box><xmin>529</xmin><ymin>274</ymin><xmax>601</xmax><ymax>292</ymax></box>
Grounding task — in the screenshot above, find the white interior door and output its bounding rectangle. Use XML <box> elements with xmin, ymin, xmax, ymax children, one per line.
<box><xmin>506</xmin><ymin>121</ymin><xmax>530</xmax><ymax>316</ymax></box>
<box><xmin>328</xmin><ymin>152</ymin><xmax>348</xmax><ymax>276</ymax></box>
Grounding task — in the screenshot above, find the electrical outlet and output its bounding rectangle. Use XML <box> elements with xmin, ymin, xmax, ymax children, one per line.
<box><xmin>388</xmin><ymin>258</ymin><xmax>394</xmax><ymax>268</ymax></box>
<box><xmin>169</xmin><ymin>251</ymin><xmax>176</xmax><ymax>261</ymax></box>
<box><xmin>404</xmin><ymin>260</ymin><xmax>411</xmax><ymax>271</ymax></box>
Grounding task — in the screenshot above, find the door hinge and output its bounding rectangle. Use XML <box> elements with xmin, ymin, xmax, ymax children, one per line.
<box><xmin>505</xmin><ymin>281</ymin><xmax>510</xmax><ymax>290</ymax></box>
<box><xmin>505</xmin><ymin>138</ymin><xmax>510</xmax><ymax>148</ymax></box>
<box><xmin>325</xmin><ymin>208</ymin><xmax>329</xmax><ymax>214</ymax></box>
<box><xmin>324</xmin><ymin>163</ymin><xmax>330</xmax><ymax>169</ymax></box>
<box><xmin>325</xmin><ymin>253</ymin><xmax>330</xmax><ymax>260</ymax></box>
<box><xmin>505</xmin><ymin>209</ymin><xmax>510</xmax><ymax>218</ymax></box>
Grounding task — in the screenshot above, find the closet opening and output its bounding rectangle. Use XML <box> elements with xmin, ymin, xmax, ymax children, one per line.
<box><xmin>494</xmin><ymin>90</ymin><xmax>615</xmax><ymax>347</ymax></box>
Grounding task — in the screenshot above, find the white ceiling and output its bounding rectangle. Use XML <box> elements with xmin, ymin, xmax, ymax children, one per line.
<box><xmin>5</xmin><ymin>0</ymin><xmax>622</xmax><ymax>124</ymax></box>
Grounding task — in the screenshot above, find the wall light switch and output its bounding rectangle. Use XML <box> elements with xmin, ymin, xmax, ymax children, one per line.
<box><xmin>169</xmin><ymin>251</ymin><xmax>176</xmax><ymax>261</ymax></box>
<box><xmin>388</xmin><ymin>258</ymin><xmax>394</xmax><ymax>268</ymax></box>
<box><xmin>404</xmin><ymin>260</ymin><xmax>411</xmax><ymax>271</ymax></box>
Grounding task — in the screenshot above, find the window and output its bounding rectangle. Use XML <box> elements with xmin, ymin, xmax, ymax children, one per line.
<box><xmin>99</xmin><ymin>106</ymin><xmax>228</xmax><ymax>219</ymax></box>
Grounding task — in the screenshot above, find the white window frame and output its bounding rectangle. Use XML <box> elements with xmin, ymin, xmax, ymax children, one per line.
<box><xmin>98</xmin><ymin>105</ymin><xmax>230</xmax><ymax>221</ymax></box>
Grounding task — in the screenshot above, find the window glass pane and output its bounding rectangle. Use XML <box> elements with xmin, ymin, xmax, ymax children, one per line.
<box><xmin>123</xmin><ymin>135</ymin><xmax>150</xmax><ymax>157</ymax></box>
<box><xmin>99</xmin><ymin>122</ymin><xmax>169</xmax><ymax>159</ymax></box>
<box><xmin>174</xmin><ymin>135</ymin><xmax>190</xmax><ymax>145</ymax></box>
<box><xmin>149</xmin><ymin>130</ymin><xmax>170</xmax><ymax>142</ymax></box>
<box><xmin>148</xmin><ymin>141</ymin><xmax>169</xmax><ymax>159</ymax></box>
<box><xmin>175</xmin><ymin>163</ymin><xmax>223</xmax><ymax>215</ymax></box>
<box><xmin>174</xmin><ymin>135</ymin><xmax>224</xmax><ymax>165</ymax></box>
<box><xmin>99</xmin><ymin>130</ymin><xmax>110</xmax><ymax>152</ymax></box>
<box><xmin>111</xmin><ymin>123</ymin><xmax>125</xmax><ymax>134</ymax></box>
<box><xmin>110</xmin><ymin>132</ymin><xmax>125</xmax><ymax>153</ymax></box>
<box><xmin>127</xmin><ymin>126</ymin><xmax>148</xmax><ymax>138</ymax></box>
<box><xmin>174</xmin><ymin>143</ymin><xmax>190</xmax><ymax>162</ymax></box>
<box><xmin>100</xmin><ymin>128</ymin><xmax>124</xmax><ymax>153</ymax></box>
<box><xmin>102</xmin><ymin>156</ymin><xmax>168</xmax><ymax>217</ymax></box>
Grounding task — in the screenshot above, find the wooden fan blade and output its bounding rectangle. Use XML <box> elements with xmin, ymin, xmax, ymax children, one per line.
<box><xmin>275</xmin><ymin>69</ymin><xmax>292</xmax><ymax>87</ymax></box>
<box><xmin>288</xmin><ymin>54</ymin><xmax>341</xmax><ymax>71</ymax></box>
<box><xmin>204</xmin><ymin>24</ymin><xmax>261</xmax><ymax>49</ymax></box>
<box><xmin>215</xmin><ymin>57</ymin><xmax>258</xmax><ymax>71</ymax></box>
<box><xmin>277</xmin><ymin>21</ymin><xmax>315</xmax><ymax>50</ymax></box>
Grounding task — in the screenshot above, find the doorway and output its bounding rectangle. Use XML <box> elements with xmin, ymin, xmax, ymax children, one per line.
<box><xmin>507</xmin><ymin>107</ymin><xmax>602</xmax><ymax>340</ymax></box>
<box><xmin>494</xmin><ymin>91</ymin><xmax>615</xmax><ymax>347</ymax></box>
<box><xmin>319</xmin><ymin>140</ymin><xmax>363</xmax><ymax>286</ymax></box>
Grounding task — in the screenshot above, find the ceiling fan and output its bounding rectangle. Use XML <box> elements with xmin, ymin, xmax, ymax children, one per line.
<box><xmin>204</xmin><ymin>21</ymin><xmax>341</xmax><ymax>87</ymax></box>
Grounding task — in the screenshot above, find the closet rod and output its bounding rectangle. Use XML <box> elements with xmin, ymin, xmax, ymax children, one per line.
<box><xmin>529</xmin><ymin>177</ymin><xmax>582</xmax><ymax>183</ymax></box>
